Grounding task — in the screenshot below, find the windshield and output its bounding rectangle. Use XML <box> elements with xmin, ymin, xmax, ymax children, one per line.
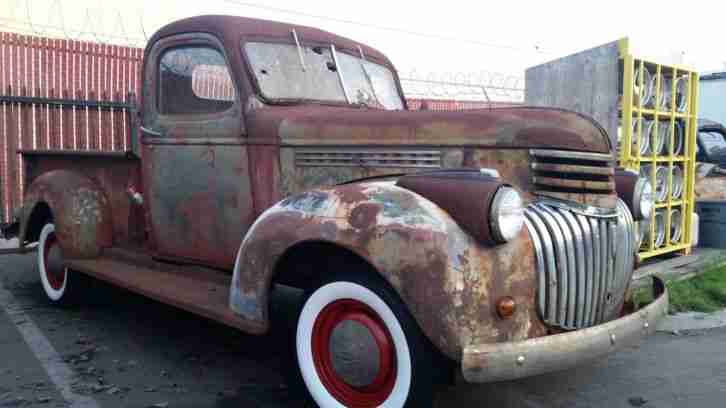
<box><xmin>700</xmin><ymin>131</ymin><xmax>726</xmax><ymax>155</ymax></box>
<box><xmin>244</xmin><ymin>42</ymin><xmax>404</xmax><ymax>110</ymax></box>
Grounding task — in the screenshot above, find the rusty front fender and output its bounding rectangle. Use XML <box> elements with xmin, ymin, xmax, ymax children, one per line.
<box><xmin>230</xmin><ymin>181</ymin><xmax>546</xmax><ymax>359</ymax></box>
<box><xmin>20</xmin><ymin>170</ymin><xmax>112</xmax><ymax>259</ymax></box>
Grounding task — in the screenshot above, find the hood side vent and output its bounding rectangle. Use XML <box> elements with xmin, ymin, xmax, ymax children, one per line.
<box><xmin>295</xmin><ymin>148</ymin><xmax>442</xmax><ymax>169</ymax></box>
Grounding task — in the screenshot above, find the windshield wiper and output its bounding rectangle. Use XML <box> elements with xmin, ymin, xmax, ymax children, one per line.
<box><xmin>330</xmin><ymin>44</ymin><xmax>351</xmax><ymax>104</ymax></box>
<box><xmin>357</xmin><ymin>45</ymin><xmax>382</xmax><ymax>107</ymax></box>
<box><xmin>291</xmin><ymin>29</ymin><xmax>306</xmax><ymax>72</ymax></box>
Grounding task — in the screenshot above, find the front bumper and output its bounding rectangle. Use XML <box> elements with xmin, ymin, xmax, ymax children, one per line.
<box><xmin>461</xmin><ymin>277</ymin><xmax>668</xmax><ymax>383</ymax></box>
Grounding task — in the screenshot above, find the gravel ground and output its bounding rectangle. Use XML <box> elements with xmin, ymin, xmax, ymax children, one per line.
<box><xmin>2</xmin><ymin>252</ymin><xmax>726</xmax><ymax>407</ymax></box>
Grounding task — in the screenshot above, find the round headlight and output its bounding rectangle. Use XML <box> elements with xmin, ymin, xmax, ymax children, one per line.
<box><xmin>490</xmin><ymin>187</ymin><xmax>524</xmax><ymax>243</ymax></box>
<box><xmin>633</xmin><ymin>177</ymin><xmax>654</xmax><ymax>220</ymax></box>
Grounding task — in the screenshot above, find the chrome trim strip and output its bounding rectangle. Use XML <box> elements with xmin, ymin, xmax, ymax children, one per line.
<box><xmin>529</xmin><ymin>149</ymin><xmax>614</xmax><ymax>163</ymax></box>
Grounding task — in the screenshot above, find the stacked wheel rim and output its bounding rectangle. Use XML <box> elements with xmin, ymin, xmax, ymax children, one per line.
<box><xmin>670</xmin><ymin>120</ymin><xmax>684</xmax><ymax>156</ymax></box>
<box><xmin>655</xmin><ymin>121</ymin><xmax>668</xmax><ymax>155</ymax></box>
<box><xmin>635</xmin><ymin>68</ymin><xmax>654</xmax><ymax>107</ymax></box>
<box><xmin>653</xmin><ymin>211</ymin><xmax>666</xmax><ymax>247</ymax></box>
<box><xmin>638</xmin><ymin>120</ymin><xmax>654</xmax><ymax>155</ymax></box>
<box><xmin>674</xmin><ymin>76</ymin><xmax>688</xmax><ymax>112</ymax></box>
<box><xmin>670</xmin><ymin>209</ymin><xmax>683</xmax><ymax>244</ymax></box>
<box><xmin>671</xmin><ymin>166</ymin><xmax>684</xmax><ymax>199</ymax></box>
<box><xmin>660</xmin><ymin>77</ymin><xmax>671</xmax><ymax>110</ymax></box>
<box><xmin>653</xmin><ymin>166</ymin><xmax>669</xmax><ymax>202</ymax></box>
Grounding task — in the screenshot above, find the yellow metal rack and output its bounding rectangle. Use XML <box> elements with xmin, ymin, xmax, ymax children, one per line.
<box><xmin>618</xmin><ymin>39</ymin><xmax>699</xmax><ymax>261</ymax></box>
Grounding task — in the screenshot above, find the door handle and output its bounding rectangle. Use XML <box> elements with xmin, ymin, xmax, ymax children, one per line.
<box><xmin>140</xmin><ymin>126</ymin><xmax>162</xmax><ymax>137</ymax></box>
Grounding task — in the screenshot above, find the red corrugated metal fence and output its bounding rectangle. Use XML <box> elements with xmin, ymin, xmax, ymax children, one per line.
<box><xmin>0</xmin><ymin>32</ymin><xmax>142</xmax><ymax>223</ymax></box>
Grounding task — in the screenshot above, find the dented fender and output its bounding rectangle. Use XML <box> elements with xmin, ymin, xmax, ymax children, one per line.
<box><xmin>230</xmin><ymin>181</ymin><xmax>546</xmax><ymax>359</ymax></box>
<box><xmin>20</xmin><ymin>170</ymin><xmax>112</xmax><ymax>258</ymax></box>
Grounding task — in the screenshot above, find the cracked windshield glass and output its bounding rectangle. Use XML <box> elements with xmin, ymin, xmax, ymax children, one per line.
<box><xmin>244</xmin><ymin>41</ymin><xmax>404</xmax><ymax>109</ymax></box>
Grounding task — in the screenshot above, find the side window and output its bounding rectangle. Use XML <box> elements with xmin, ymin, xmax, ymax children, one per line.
<box><xmin>158</xmin><ymin>46</ymin><xmax>235</xmax><ymax>115</ymax></box>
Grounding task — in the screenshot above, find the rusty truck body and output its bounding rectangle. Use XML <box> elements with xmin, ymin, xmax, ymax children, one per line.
<box><xmin>4</xmin><ymin>15</ymin><xmax>668</xmax><ymax>408</ymax></box>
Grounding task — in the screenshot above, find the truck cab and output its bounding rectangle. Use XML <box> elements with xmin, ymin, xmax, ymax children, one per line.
<box><xmin>7</xmin><ymin>15</ymin><xmax>667</xmax><ymax>408</ymax></box>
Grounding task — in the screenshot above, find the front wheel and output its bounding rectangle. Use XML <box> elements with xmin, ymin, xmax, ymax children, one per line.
<box><xmin>295</xmin><ymin>274</ymin><xmax>439</xmax><ymax>407</ymax></box>
<box><xmin>38</xmin><ymin>223</ymin><xmax>82</xmax><ymax>305</ymax></box>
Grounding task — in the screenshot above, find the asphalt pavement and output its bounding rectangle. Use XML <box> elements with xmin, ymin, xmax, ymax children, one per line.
<box><xmin>1</xmin><ymin>252</ymin><xmax>726</xmax><ymax>408</ymax></box>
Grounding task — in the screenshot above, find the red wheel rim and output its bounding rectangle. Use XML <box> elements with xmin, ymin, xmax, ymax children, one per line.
<box><xmin>311</xmin><ymin>299</ymin><xmax>397</xmax><ymax>407</ymax></box>
<box><xmin>43</xmin><ymin>232</ymin><xmax>66</xmax><ymax>291</ymax></box>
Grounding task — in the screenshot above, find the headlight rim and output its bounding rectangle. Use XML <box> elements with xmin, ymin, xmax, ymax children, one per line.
<box><xmin>489</xmin><ymin>186</ymin><xmax>525</xmax><ymax>243</ymax></box>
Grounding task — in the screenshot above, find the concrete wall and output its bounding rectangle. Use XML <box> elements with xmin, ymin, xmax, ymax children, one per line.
<box><xmin>525</xmin><ymin>40</ymin><xmax>621</xmax><ymax>149</ymax></box>
<box><xmin>700</xmin><ymin>73</ymin><xmax>726</xmax><ymax>126</ymax></box>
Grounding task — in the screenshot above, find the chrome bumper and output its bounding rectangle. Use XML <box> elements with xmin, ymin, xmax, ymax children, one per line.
<box><xmin>461</xmin><ymin>277</ymin><xmax>668</xmax><ymax>383</ymax></box>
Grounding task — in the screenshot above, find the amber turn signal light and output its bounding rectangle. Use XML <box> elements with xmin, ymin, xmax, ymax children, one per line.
<box><xmin>496</xmin><ymin>296</ymin><xmax>516</xmax><ymax>319</ymax></box>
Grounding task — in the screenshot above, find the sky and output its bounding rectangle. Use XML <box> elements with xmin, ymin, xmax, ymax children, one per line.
<box><xmin>2</xmin><ymin>0</ymin><xmax>725</xmax><ymax>101</ymax></box>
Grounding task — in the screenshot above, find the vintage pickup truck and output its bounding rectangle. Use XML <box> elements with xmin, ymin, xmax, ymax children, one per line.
<box><xmin>3</xmin><ymin>15</ymin><xmax>668</xmax><ymax>408</ymax></box>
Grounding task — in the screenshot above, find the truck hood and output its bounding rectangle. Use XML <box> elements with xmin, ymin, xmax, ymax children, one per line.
<box><xmin>247</xmin><ymin>105</ymin><xmax>612</xmax><ymax>154</ymax></box>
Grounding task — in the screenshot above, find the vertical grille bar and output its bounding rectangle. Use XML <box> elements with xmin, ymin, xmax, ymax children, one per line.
<box><xmin>552</xmin><ymin>209</ymin><xmax>577</xmax><ymax>328</ymax></box>
<box><xmin>525</xmin><ymin>218</ymin><xmax>547</xmax><ymax>317</ymax></box>
<box><xmin>588</xmin><ymin>218</ymin><xmax>601</xmax><ymax>327</ymax></box>
<box><xmin>534</xmin><ymin>206</ymin><xmax>569</xmax><ymax>325</ymax></box>
<box><xmin>525</xmin><ymin>199</ymin><xmax>635</xmax><ymax>330</ymax></box>
<box><xmin>559</xmin><ymin>209</ymin><xmax>587</xmax><ymax>328</ymax></box>
<box><xmin>525</xmin><ymin>210</ymin><xmax>558</xmax><ymax>324</ymax></box>
<box><xmin>598</xmin><ymin>219</ymin><xmax>610</xmax><ymax>323</ymax></box>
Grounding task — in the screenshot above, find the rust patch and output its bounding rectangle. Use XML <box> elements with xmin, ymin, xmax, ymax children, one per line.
<box><xmin>348</xmin><ymin>203</ymin><xmax>381</xmax><ymax>230</ymax></box>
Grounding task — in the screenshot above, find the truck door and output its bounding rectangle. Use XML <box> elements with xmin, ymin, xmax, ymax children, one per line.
<box><xmin>140</xmin><ymin>33</ymin><xmax>254</xmax><ymax>268</ymax></box>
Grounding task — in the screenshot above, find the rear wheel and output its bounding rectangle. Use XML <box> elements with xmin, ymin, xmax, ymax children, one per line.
<box><xmin>38</xmin><ymin>223</ymin><xmax>82</xmax><ymax>304</ymax></box>
<box><xmin>294</xmin><ymin>273</ymin><xmax>439</xmax><ymax>407</ymax></box>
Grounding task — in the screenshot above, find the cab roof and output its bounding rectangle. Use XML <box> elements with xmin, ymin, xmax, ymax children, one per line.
<box><xmin>147</xmin><ymin>14</ymin><xmax>393</xmax><ymax>67</ymax></box>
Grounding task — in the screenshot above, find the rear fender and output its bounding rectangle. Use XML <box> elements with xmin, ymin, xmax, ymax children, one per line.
<box><xmin>230</xmin><ymin>181</ymin><xmax>544</xmax><ymax>359</ymax></box>
<box><xmin>20</xmin><ymin>170</ymin><xmax>112</xmax><ymax>258</ymax></box>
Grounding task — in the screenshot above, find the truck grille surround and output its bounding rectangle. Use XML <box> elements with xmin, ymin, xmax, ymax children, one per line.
<box><xmin>530</xmin><ymin>149</ymin><xmax>616</xmax><ymax>205</ymax></box>
<box><xmin>524</xmin><ymin>198</ymin><xmax>635</xmax><ymax>330</ymax></box>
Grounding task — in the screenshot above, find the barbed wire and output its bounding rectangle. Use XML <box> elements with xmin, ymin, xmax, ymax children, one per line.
<box><xmin>3</xmin><ymin>0</ymin><xmax>526</xmax><ymax>103</ymax></box>
<box><xmin>3</xmin><ymin>0</ymin><xmax>147</xmax><ymax>46</ymax></box>
<box><xmin>400</xmin><ymin>70</ymin><xmax>524</xmax><ymax>102</ymax></box>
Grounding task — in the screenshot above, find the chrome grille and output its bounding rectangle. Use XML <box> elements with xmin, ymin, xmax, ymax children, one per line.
<box><xmin>295</xmin><ymin>149</ymin><xmax>441</xmax><ymax>168</ymax></box>
<box><xmin>525</xmin><ymin>199</ymin><xmax>635</xmax><ymax>330</ymax></box>
<box><xmin>530</xmin><ymin>149</ymin><xmax>615</xmax><ymax>201</ymax></box>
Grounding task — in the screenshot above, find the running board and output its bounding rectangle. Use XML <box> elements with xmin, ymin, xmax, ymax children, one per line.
<box><xmin>65</xmin><ymin>257</ymin><xmax>266</xmax><ymax>335</ymax></box>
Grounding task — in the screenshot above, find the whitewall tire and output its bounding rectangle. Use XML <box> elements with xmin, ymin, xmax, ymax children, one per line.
<box><xmin>37</xmin><ymin>223</ymin><xmax>70</xmax><ymax>303</ymax></box>
<box><xmin>294</xmin><ymin>275</ymin><xmax>439</xmax><ymax>408</ymax></box>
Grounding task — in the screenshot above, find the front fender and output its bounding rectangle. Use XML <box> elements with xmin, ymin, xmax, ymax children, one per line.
<box><xmin>231</xmin><ymin>181</ymin><xmax>546</xmax><ymax>359</ymax></box>
<box><xmin>20</xmin><ymin>170</ymin><xmax>112</xmax><ymax>258</ymax></box>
